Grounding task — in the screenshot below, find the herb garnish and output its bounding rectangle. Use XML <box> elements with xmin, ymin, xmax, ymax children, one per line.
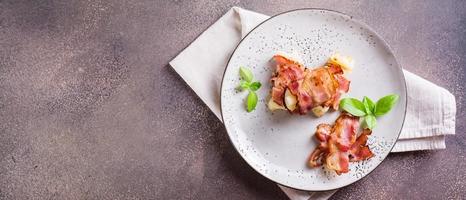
<box><xmin>237</xmin><ymin>67</ymin><xmax>261</xmax><ymax>112</ymax></box>
<box><xmin>339</xmin><ymin>95</ymin><xmax>399</xmax><ymax>129</ymax></box>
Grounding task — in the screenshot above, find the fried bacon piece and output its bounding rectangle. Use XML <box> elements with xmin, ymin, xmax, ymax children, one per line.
<box><xmin>268</xmin><ymin>53</ymin><xmax>351</xmax><ymax>116</ymax></box>
<box><xmin>349</xmin><ymin>128</ymin><xmax>374</xmax><ymax>162</ymax></box>
<box><xmin>270</xmin><ymin>55</ymin><xmax>305</xmax><ymax>107</ymax></box>
<box><xmin>308</xmin><ymin>113</ymin><xmax>374</xmax><ymax>175</ymax></box>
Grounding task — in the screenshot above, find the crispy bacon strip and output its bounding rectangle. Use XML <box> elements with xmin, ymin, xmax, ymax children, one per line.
<box><xmin>332</xmin><ymin>74</ymin><xmax>350</xmax><ymax>109</ymax></box>
<box><xmin>308</xmin><ymin>113</ymin><xmax>374</xmax><ymax>174</ymax></box>
<box><xmin>270</xmin><ymin>55</ymin><xmax>305</xmax><ymax>107</ymax></box>
<box><xmin>325</xmin><ymin>150</ymin><xmax>350</xmax><ymax>175</ymax></box>
<box><xmin>308</xmin><ymin>124</ymin><xmax>332</xmax><ymax>167</ymax></box>
<box><xmin>269</xmin><ymin>54</ymin><xmax>351</xmax><ymax>115</ymax></box>
<box><xmin>334</xmin><ymin>114</ymin><xmax>359</xmax><ymax>152</ymax></box>
<box><xmin>349</xmin><ymin>129</ymin><xmax>374</xmax><ymax>161</ymax></box>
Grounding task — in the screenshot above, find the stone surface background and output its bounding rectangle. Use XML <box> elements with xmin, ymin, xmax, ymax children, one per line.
<box><xmin>0</xmin><ymin>0</ymin><xmax>464</xmax><ymax>199</ymax></box>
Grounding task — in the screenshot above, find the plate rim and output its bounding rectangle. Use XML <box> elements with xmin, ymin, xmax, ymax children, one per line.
<box><xmin>219</xmin><ymin>7</ymin><xmax>408</xmax><ymax>192</ymax></box>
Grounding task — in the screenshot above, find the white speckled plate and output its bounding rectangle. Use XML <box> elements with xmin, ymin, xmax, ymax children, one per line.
<box><xmin>220</xmin><ymin>9</ymin><xmax>407</xmax><ymax>191</ymax></box>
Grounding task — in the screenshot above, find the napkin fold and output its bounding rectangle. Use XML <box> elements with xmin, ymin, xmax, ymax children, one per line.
<box><xmin>169</xmin><ymin>7</ymin><xmax>456</xmax><ymax>200</ymax></box>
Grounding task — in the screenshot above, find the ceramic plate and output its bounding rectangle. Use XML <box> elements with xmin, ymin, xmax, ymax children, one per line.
<box><xmin>220</xmin><ymin>9</ymin><xmax>407</xmax><ymax>191</ymax></box>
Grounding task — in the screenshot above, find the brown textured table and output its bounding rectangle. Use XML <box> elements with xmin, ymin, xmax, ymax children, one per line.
<box><xmin>0</xmin><ymin>0</ymin><xmax>465</xmax><ymax>199</ymax></box>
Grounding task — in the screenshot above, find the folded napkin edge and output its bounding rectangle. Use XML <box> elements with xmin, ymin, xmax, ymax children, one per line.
<box><xmin>392</xmin><ymin>135</ymin><xmax>445</xmax><ymax>152</ymax></box>
<box><xmin>168</xmin><ymin>62</ymin><xmax>223</xmax><ymax>121</ymax></box>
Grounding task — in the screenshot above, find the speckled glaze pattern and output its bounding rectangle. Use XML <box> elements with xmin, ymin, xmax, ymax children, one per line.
<box><xmin>221</xmin><ymin>9</ymin><xmax>405</xmax><ymax>191</ymax></box>
<box><xmin>0</xmin><ymin>0</ymin><xmax>465</xmax><ymax>199</ymax></box>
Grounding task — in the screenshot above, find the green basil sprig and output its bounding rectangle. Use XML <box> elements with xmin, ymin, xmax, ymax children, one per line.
<box><xmin>339</xmin><ymin>95</ymin><xmax>399</xmax><ymax>129</ymax></box>
<box><xmin>237</xmin><ymin>67</ymin><xmax>261</xmax><ymax>112</ymax></box>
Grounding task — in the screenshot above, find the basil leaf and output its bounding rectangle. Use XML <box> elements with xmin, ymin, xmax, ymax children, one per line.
<box><xmin>339</xmin><ymin>98</ymin><xmax>366</xmax><ymax>116</ymax></box>
<box><xmin>363</xmin><ymin>96</ymin><xmax>375</xmax><ymax>114</ymax></box>
<box><xmin>239</xmin><ymin>67</ymin><xmax>253</xmax><ymax>82</ymax></box>
<box><xmin>246</xmin><ymin>91</ymin><xmax>258</xmax><ymax>112</ymax></box>
<box><xmin>364</xmin><ymin>114</ymin><xmax>377</xmax><ymax>129</ymax></box>
<box><xmin>374</xmin><ymin>94</ymin><xmax>399</xmax><ymax>117</ymax></box>
<box><xmin>249</xmin><ymin>82</ymin><xmax>262</xmax><ymax>91</ymax></box>
<box><xmin>237</xmin><ymin>80</ymin><xmax>250</xmax><ymax>91</ymax></box>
